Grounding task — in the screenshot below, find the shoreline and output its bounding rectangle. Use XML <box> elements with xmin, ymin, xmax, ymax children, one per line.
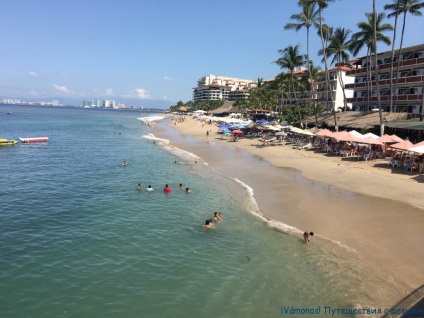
<box><xmin>150</xmin><ymin>115</ymin><xmax>424</xmax><ymax>293</ymax></box>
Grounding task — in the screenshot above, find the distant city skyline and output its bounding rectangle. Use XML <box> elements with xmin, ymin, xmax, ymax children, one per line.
<box><xmin>0</xmin><ymin>0</ymin><xmax>422</xmax><ymax>108</ymax></box>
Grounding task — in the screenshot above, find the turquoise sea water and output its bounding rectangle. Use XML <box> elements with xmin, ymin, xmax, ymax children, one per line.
<box><xmin>0</xmin><ymin>105</ymin><xmax>404</xmax><ymax>318</ymax></box>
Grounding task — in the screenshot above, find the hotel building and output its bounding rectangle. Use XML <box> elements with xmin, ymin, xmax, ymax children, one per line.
<box><xmin>192</xmin><ymin>75</ymin><xmax>256</xmax><ymax>102</ymax></box>
<box><xmin>345</xmin><ymin>44</ymin><xmax>424</xmax><ymax>113</ymax></box>
<box><xmin>274</xmin><ymin>66</ymin><xmax>355</xmax><ymax>112</ymax></box>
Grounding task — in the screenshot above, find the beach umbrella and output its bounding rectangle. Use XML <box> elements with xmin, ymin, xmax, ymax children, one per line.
<box><xmin>336</xmin><ymin>133</ymin><xmax>360</xmax><ymax>142</ymax></box>
<box><xmin>357</xmin><ymin>136</ymin><xmax>383</xmax><ymax>145</ymax></box>
<box><xmin>390</xmin><ymin>134</ymin><xmax>403</xmax><ymax>142</ymax></box>
<box><xmin>275</xmin><ymin>131</ymin><xmax>287</xmax><ymax>136</ymax></box>
<box><xmin>378</xmin><ymin>134</ymin><xmax>398</xmax><ymax>143</ymax></box>
<box><xmin>349</xmin><ymin>130</ymin><xmax>365</xmax><ymax>139</ymax></box>
<box><xmin>315</xmin><ymin>129</ymin><xmax>332</xmax><ymax>137</ymax></box>
<box><xmin>256</xmin><ymin>119</ymin><xmax>269</xmax><ymax>124</ymax></box>
<box><xmin>218</xmin><ymin>124</ymin><xmax>230</xmax><ymax>130</ymax></box>
<box><xmin>408</xmin><ymin>144</ymin><xmax>424</xmax><ymax>154</ymax></box>
<box><xmin>230</xmin><ymin>129</ymin><xmax>243</xmax><ymax>135</ymax></box>
<box><xmin>290</xmin><ymin>127</ymin><xmax>315</xmax><ymax>136</ymax></box>
<box><xmin>330</xmin><ymin>131</ymin><xmax>348</xmax><ymax>139</ymax></box>
<box><xmin>266</xmin><ymin>126</ymin><xmax>281</xmax><ymax>131</ymax></box>
<box><xmin>362</xmin><ymin>132</ymin><xmax>379</xmax><ymax>139</ymax></box>
<box><xmin>389</xmin><ymin>140</ymin><xmax>414</xmax><ymax>150</ymax></box>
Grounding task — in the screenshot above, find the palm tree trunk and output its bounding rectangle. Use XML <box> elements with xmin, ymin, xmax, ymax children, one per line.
<box><xmin>393</xmin><ymin>12</ymin><xmax>407</xmax><ymax>113</ymax></box>
<box><xmin>337</xmin><ymin>63</ymin><xmax>348</xmax><ymax>112</ymax></box>
<box><xmin>318</xmin><ymin>9</ymin><xmax>337</xmax><ymax>130</ymax></box>
<box><xmin>373</xmin><ymin>0</ymin><xmax>384</xmax><ymax>136</ymax></box>
<box><xmin>306</xmin><ymin>26</ymin><xmax>318</xmax><ymax>127</ymax></box>
<box><xmin>291</xmin><ymin>72</ymin><xmax>302</xmax><ymax>123</ymax></box>
<box><xmin>388</xmin><ymin>0</ymin><xmax>400</xmax><ymax>113</ymax></box>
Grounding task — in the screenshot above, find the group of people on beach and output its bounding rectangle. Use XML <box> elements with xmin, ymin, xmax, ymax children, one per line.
<box><xmin>203</xmin><ymin>212</ymin><xmax>223</xmax><ymax>229</ymax></box>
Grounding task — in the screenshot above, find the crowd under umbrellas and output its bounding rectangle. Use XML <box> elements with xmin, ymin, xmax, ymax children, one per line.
<box><xmin>193</xmin><ymin>113</ymin><xmax>424</xmax><ymax>173</ymax></box>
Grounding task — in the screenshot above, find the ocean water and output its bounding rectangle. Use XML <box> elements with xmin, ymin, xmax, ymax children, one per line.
<box><xmin>0</xmin><ymin>105</ymin><xmax>404</xmax><ymax>318</ymax></box>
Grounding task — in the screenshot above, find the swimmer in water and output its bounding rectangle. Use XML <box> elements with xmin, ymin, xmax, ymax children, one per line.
<box><xmin>203</xmin><ymin>219</ymin><xmax>213</xmax><ymax>229</ymax></box>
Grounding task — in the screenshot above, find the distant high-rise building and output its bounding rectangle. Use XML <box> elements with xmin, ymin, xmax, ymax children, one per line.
<box><xmin>104</xmin><ymin>100</ymin><xmax>116</xmax><ymax>108</ymax></box>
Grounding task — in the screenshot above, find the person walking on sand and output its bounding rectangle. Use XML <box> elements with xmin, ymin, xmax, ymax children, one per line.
<box><xmin>303</xmin><ymin>231</ymin><xmax>314</xmax><ymax>243</ymax></box>
<box><xmin>206</xmin><ymin>130</ymin><xmax>209</xmax><ymax>138</ymax></box>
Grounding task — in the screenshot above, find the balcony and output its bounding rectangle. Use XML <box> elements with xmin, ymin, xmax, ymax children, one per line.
<box><xmin>345</xmin><ymin>75</ymin><xmax>424</xmax><ymax>89</ymax></box>
<box><xmin>347</xmin><ymin>94</ymin><xmax>423</xmax><ymax>103</ymax></box>
<box><xmin>346</xmin><ymin>57</ymin><xmax>424</xmax><ymax>76</ymax></box>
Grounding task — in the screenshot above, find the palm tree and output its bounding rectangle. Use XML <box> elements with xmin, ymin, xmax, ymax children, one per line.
<box><xmin>271</xmin><ymin>72</ymin><xmax>291</xmax><ymax>115</ymax></box>
<box><xmin>350</xmin><ymin>12</ymin><xmax>392</xmax><ymax>111</ymax></box>
<box><xmin>384</xmin><ymin>0</ymin><xmax>401</xmax><ymax>113</ymax></box>
<box><xmin>318</xmin><ymin>24</ymin><xmax>333</xmax><ymax>51</ymax></box>
<box><xmin>308</xmin><ymin>0</ymin><xmax>337</xmax><ymax>128</ymax></box>
<box><xmin>304</xmin><ymin>61</ymin><xmax>321</xmax><ymax>126</ymax></box>
<box><xmin>284</xmin><ymin>1</ymin><xmax>319</xmax><ymax>112</ymax></box>
<box><xmin>325</xmin><ymin>27</ymin><xmax>352</xmax><ymax>112</ymax></box>
<box><xmin>373</xmin><ymin>0</ymin><xmax>384</xmax><ymax>136</ymax></box>
<box><xmin>274</xmin><ymin>44</ymin><xmax>306</xmax><ymax>123</ymax></box>
<box><xmin>385</xmin><ymin>0</ymin><xmax>424</xmax><ymax>115</ymax></box>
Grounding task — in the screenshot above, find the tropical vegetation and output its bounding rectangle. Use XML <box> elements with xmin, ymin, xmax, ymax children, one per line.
<box><xmin>170</xmin><ymin>0</ymin><xmax>423</xmax><ymax>135</ymax></box>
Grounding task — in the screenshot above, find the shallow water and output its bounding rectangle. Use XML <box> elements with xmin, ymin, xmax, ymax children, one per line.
<box><xmin>0</xmin><ymin>105</ymin><xmax>404</xmax><ymax>317</ymax></box>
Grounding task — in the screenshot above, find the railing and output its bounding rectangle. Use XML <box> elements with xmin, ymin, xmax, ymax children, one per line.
<box><xmin>347</xmin><ymin>94</ymin><xmax>423</xmax><ymax>103</ymax></box>
<box><xmin>346</xmin><ymin>57</ymin><xmax>424</xmax><ymax>75</ymax></box>
<box><xmin>345</xmin><ymin>75</ymin><xmax>424</xmax><ymax>89</ymax></box>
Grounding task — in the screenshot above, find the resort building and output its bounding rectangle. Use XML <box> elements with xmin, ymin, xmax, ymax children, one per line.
<box><xmin>316</xmin><ymin>65</ymin><xmax>355</xmax><ymax>111</ymax></box>
<box><xmin>345</xmin><ymin>43</ymin><xmax>424</xmax><ymax>113</ymax></box>
<box><xmin>274</xmin><ymin>66</ymin><xmax>355</xmax><ymax>112</ymax></box>
<box><xmin>192</xmin><ymin>75</ymin><xmax>256</xmax><ymax>102</ymax></box>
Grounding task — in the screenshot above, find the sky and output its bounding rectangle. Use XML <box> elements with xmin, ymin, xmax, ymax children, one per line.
<box><xmin>0</xmin><ymin>0</ymin><xmax>423</xmax><ymax>108</ymax></box>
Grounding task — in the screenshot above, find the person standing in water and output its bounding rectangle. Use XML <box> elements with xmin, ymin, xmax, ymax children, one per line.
<box><xmin>303</xmin><ymin>231</ymin><xmax>314</xmax><ymax>244</ymax></box>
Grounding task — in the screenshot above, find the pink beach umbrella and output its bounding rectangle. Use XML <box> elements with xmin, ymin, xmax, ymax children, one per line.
<box><xmin>358</xmin><ymin>137</ymin><xmax>383</xmax><ymax>145</ymax></box>
<box><xmin>378</xmin><ymin>134</ymin><xmax>397</xmax><ymax>143</ymax></box>
<box><xmin>390</xmin><ymin>134</ymin><xmax>404</xmax><ymax>143</ymax></box>
<box><xmin>336</xmin><ymin>133</ymin><xmax>360</xmax><ymax>142</ymax></box>
<box><xmin>315</xmin><ymin>129</ymin><xmax>333</xmax><ymax>137</ymax></box>
<box><xmin>390</xmin><ymin>140</ymin><xmax>415</xmax><ymax>151</ymax></box>
<box><xmin>230</xmin><ymin>129</ymin><xmax>244</xmax><ymax>135</ymax></box>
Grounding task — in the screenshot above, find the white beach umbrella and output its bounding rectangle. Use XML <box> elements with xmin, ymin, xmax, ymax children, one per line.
<box><xmin>362</xmin><ymin>132</ymin><xmax>379</xmax><ymax>139</ymax></box>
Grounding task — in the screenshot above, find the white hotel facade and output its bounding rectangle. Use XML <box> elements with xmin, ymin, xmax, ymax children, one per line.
<box><xmin>192</xmin><ymin>75</ymin><xmax>256</xmax><ymax>102</ymax></box>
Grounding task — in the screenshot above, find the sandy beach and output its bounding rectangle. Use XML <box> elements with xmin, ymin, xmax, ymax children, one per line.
<box><xmin>152</xmin><ymin>115</ymin><xmax>424</xmax><ymax>294</ymax></box>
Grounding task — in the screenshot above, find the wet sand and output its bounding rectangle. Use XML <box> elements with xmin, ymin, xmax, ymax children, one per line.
<box><xmin>151</xmin><ymin>116</ymin><xmax>424</xmax><ymax>292</ymax></box>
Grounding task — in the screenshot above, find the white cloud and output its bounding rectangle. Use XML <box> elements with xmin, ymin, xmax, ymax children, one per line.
<box><xmin>105</xmin><ymin>88</ymin><xmax>114</xmax><ymax>96</ymax></box>
<box><xmin>53</xmin><ymin>84</ymin><xmax>74</xmax><ymax>94</ymax></box>
<box><xmin>29</xmin><ymin>71</ymin><xmax>38</xmax><ymax>77</ymax></box>
<box><xmin>29</xmin><ymin>90</ymin><xmax>39</xmax><ymax>96</ymax></box>
<box><xmin>161</xmin><ymin>95</ymin><xmax>169</xmax><ymax>100</ymax></box>
<box><xmin>135</xmin><ymin>88</ymin><xmax>152</xmax><ymax>99</ymax></box>
<box><xmin>163</xmin><ymin>76</ymin><xmax>173</xmax><ymax>81</ymax></box>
